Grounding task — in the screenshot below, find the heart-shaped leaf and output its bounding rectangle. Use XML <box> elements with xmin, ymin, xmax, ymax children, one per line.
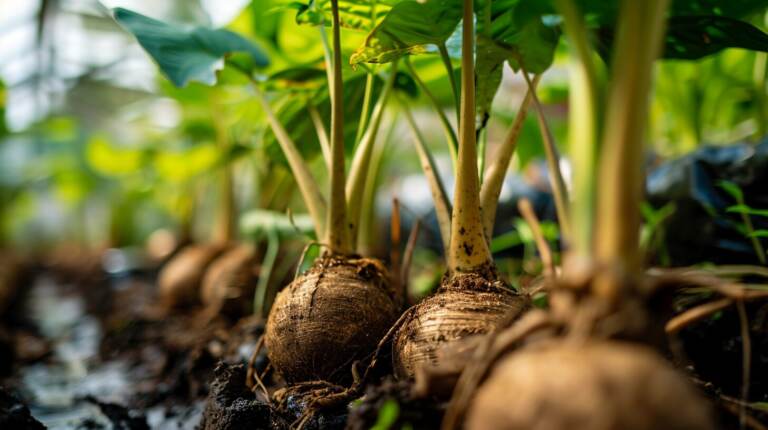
<box><xmin>113</xmin><ymin>7</ymin><xmax>269</xmax><ymax>87</ymax></box>
<box><xmin>292</xmin><ymin>0</ymin><xmax>403</xmax><ymax>31</ymax></box>
<box><xmin>350</xmin><ymin>0</ymin><xmax>463</xmax><ymax>65</ymax></box>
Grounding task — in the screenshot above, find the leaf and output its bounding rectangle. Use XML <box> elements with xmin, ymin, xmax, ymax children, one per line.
<box><xmin>370</xmin><ymin>399</ymin><xmax>400</xmax><ymax>430</ymax></box>
<box><xmin>350</xmin><ymin>0</ymin><xmax>463</xmax><ymax>65</ymax></box>
<box><xmin>475</xmin><ymin>36</ymin><xmax>506</xmax><ymax>128</ymax></box>
<box><xmin>262</xmin><ymin>73</ymin><xmax>374</xmax><ymax>165</ymax></box>
<box><xmin>663</xmin><ymin>16</ymin><xmax>768</xmax><ymax>60</ymax></box>
<box><xmin>718</xmin><ymin>179</ymin><xmax>744</xmax><ymax>201</ymax></box>
<box><xmin>726</xmin><ymin>204</ymin><xmax>768</xmax><ymax>218</ymax></box>
<box><xmin>293</xmin><ymin>0</ymin><xmax>402</xmax><ymax>31</ymax></box>
<box><xmin>240</xmin><ymin>209</ymin><xmax>314</xmax><ymax>238</ymax></box>
<box><xmin>86</xmin><ymin>136</ymin><xmax>146</xmax><ymax>177</ymax></box>
<box><xmin>113</xmin><ymin>7</ymin><xmax>269</xmax><ymax>87</ymax></box>
<box><xmin>751</xmin><ymin>230</ymin><xmax>768</xmax><ymax>238</ymax></box>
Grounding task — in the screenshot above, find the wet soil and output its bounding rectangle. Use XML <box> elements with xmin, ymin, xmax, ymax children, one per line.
<box><xmin>0</xmin><ymin>255</ymin><xmax>765</xmax><ymax>429</ymax></box>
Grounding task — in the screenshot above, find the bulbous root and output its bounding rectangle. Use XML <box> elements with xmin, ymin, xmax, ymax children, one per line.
<box><xmin>201</xmin><ymin>245</ymin><xmax>258</xmax><ymax>318</ymax></box>
<box><xmin>393</xmin><ymin>272</ymin><xmax>529</xmax><ymax>379</ymax></box>
<box><xmin>158</xmin><ymin>244</ymin><xmax>226</xmax><ymax>308</ymax></box>
<box><xmin>466</xmin><ymin>341</ymin><xmax>714</xmax><ymax>430</ymax></box>
<box><xmin>265</xmin><ymin>256</ymin><xmax>399</xmax><ymax>384</ymax></box>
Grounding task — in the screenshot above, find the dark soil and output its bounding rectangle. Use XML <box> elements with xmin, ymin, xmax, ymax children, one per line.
<box><xmin>0</xmin><ymin>387</ymin><xmax>45</xmax><ymax>429</ymax></box>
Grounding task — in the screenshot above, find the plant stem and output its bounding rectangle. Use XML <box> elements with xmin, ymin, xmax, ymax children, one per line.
<box><xmin>326</xmin><ymin>0</ymin><xmax>352</xmax><ymax>254</ymax></box>
<box><xmin>358</xmin><ymin>111</ymin><xmax>396</xmax><ymax>254</ymax></box>
<box><xmin>753</xmin><ymin>52</ymin><xmax>767</xmax><ymax>140</ymax></box>
<box><xmin>211</xmin><ymin>92</ymin><xmax>236</xmax><ymax>244</ymax></box>
<box><xmin>355</xmin><ymin>73</ymin><xmax>376</xmax><ymax>146</ymax></box>
<box><xmin>406</xmin><ymin>59</ymin><xmax>459</xmax><ymax>169</ymax></box>
<box><xmin>254</xmin><ymin>231</ymin><xmax>279</xmax><ymax>319</ymax></box>
<box><xmin>439</xmin><ymin>43</ymin><xmax>461</xmax><ymax>125</ymax></box>
<box><xmin>346</xmin><ymin>63</ymin><xmax>398</xmax><ymax>245</ymax></box>
<box><xmin>521</xmin><ymin>70</ymin><xmax>572</xmax><ymax>243</ymax></box>
<box><xmin>594</xmin><ymin>0</ymin><xmax>670</xmax><ymax>300</ymax></box>
<box><xmin>307</xmin><ymin>102</ymin><xmax>332</xmax><ymax>171</ymax></box>
<box><xmin>556</xmin><ymin>0</ymin><xmax>603</xmax><ymax>261</ymax></box>
<box><xmin>319</xmin><ymin>25</ymin><xmax>334</xmax><ymax>98</ymax></box>
<box><xmin>448</xmin><ymin>0</ymin><xmax>493</xmax><ymax>273</ymax></box>
<box><xmin>480</xmin><ymin>76</ymin><xmax>538</xmax><ymax>238</ymax></box>
<box><xmin>253</xmin><ymin>85</ymin><xmax>327</xmax><ymax>239</ymax></box>
<box><xmin>400</xmin><ymin>97</ymin><xmax>452</xmax><ymax>256</ymax></box>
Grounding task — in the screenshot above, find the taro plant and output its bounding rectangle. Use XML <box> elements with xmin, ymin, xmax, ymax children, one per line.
<box><xmin>445</xmin><ymin>0</ymin><xmax>768</xmax><ymax>428</ymax></box>
<box><xmin>113</xmin><ymin>1</ymin><xmax>404</xmax><ymax>384</ymax></box>
<box><xmin>351</xmin><ymin>0</ymin><xmax>564</xmax><ymax>378</ymax></box>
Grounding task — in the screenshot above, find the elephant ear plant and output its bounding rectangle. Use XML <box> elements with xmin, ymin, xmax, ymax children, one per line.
<box><xmin>113</xmin><ymin>1</ymin><xmax>401</xmax><ymax>384</ymax></box>
<box><xmin>441</xmin><ymin>0</ymin><xmax>768</xmax><ymax>427</ymax></box>
<box><xmin>353</xmin><ymin>0</ymin><xmax>562</xmax><ymax>378</ymax></box>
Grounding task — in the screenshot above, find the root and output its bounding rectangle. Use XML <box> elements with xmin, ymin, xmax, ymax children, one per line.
<box><xmin>246</xmin><ymin>336</ymin><xmax>269</xmax><ymax>400</ymax></box>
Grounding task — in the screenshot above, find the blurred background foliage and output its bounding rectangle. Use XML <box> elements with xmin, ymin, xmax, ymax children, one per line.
<box><xmin>0</xmin><ymin>0</ymin><xmax>766</xmax><ymax>280</ymax></box>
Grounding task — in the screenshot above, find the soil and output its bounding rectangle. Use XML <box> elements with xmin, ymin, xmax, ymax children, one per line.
<box><xmin>0</xmin><ymin>251</ymin><xmax>765</xmax><ymax>429</ymax></box>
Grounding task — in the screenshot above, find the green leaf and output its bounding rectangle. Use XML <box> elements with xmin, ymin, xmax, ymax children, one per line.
<box><xmin>85</xmin><ymin>136</ymin><xmax>146</xmax><ymax>177</ymax></box>
<box><xmin>113</xmin><ymin>7</ymin><xmax>269</xmax><ymax>87</ymax></box>
<box><xmin>371</xmin><ymin>399</ymin><xmax>400</xmax><ymax>430</ymax></box>
<box><xmin>663</xmin><ymin>16</ymin><xmax>768</xmax><ymax>60</ymax></box>
<box><xmin>476</xmin><ymin>36</ymin><xmax>506</xmax><ymax>127</ymax></box>
<box><xmin>751</xmin><ymin>230</ymin><xmax>768</xmax><ymax>238</ymax></box>
<box><xmin>726</xmin><ymin>204</ymin><xmax>768</xmax><ymax>218</ymax></box>
<box><xmin>350</xmin><ymin>0</ymin><xmax>463</xmax><ymax>65</ymax></box>
<box><xmin>294</xmin><ymin>0</ymin><xmax>402</xmax><ymax>31</ymax></box>
<box><xmin>718</xmin><ymin>179</ymin><xmax>744</xmax><ymax>201</ymax></box>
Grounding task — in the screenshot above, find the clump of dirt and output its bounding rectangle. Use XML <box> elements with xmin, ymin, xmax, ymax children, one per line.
<box><xmin>84</xmin><ymin>396</ymin><xmax>149</xmax><ymax>430</ymax></box>
<box><xmin>0</xmin><ymin>387</ymin><xmax>45</xmax><ymax>430</ymax></box>
<box><xmin>265</xmin><ymin>256</ymin><xmax>399</xmax><ymax>384</ymax></box>
<box><xmin>200</xmin><ymin>363</ymin><xmax>286</xmax><ymax>430</ymax></box>
<box><xmin>464</xmin><ymin>340</ymin><xmax>714</xmax><ymax>430</ymax></box>
<box><xmin>393</xmin><ymin>271</ymin><xmax>528</xmax><ymax>379</ymax></box>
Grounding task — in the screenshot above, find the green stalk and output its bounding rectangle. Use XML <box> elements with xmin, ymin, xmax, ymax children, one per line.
<box><xmin>307</xmin><ymin>102</ymin><xmax>332</xmax><ymax>170</ymax></box>
<box><xmin>594</xmin><ymin>0</ymin><xmax>670</xmax><ymax>300</ymax></box>
<box><xmin>253</xmin><ymin>85</ymin><xmax>327</xmax><ymax>239</ymax></box>
<box><xmin>556</xmin><ymin>0</ymin><xmax>602</xmax><ymax>260</ymax></box>
<box><xmin>439</xmin><ymin>43</ymin><xmax>461</xmax><ymax>125</ymax></box>
<box><xmin>521</xmin><ymin>70</ymin><xmax>572</xmax><ymax>243</ymax></box>
<box><xmin>345</xmin><ymin>63</ymin><xmax>398</xmax><ymax>245</ymax></box>
<box><xmin>753</xmin><ymin>52</ymin><xmax>767</xmax><ymax>140</ymax></box>
<box><xmin>401</xmin><ymin>97</ymin><xmax>452</xmax><ymax>255</ymax></box>
<box><xmin>254</xmin><ymin>230</ymin><xmax>279</xmax><ymax>319</ymax></box>
<box><xmin>448</xmin><ymin>0</ymin><xmax>493</xmax><ymax>272</ymax></box>
<box><xmin>325</xmin><ymin>0</ymin><xmax>352</xmax><ymax>254</ymax></box>
<box><xmin>211</xmin><ymin>93</ymin><xmax>236</xmax><ymax>244</ymax></box>
<box><xmin>355</xmin><ymin>73</ymin><xmax>376</xmax><ymax>146</ymax></box>
<box><xmin>479</xmin><ymin>76</ymin><xmax>537</xmax><ymax>238</ymax></box>
<box><xmin>358</xmin><ymin>112</ymin><xmax>396</xmax><ymax>254</ymax></box>
<box><xmin>406</xmin><ymin>59</ymin><xmax>459</xmax><ymax>169</ymax></box>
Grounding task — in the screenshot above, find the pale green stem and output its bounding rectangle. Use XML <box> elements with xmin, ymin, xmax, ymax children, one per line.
<box><xmin>346</xmin><ymin>63</ymin><xmax>398</xmax><ymax>245</ymax></box>
<box><xmin>594</xmin><ymin>0</ymin><xmax>671</xmax><ymax>300</ymax></box>
<box><xmin>253</xmin><ymin>85</ymin><xmax>326</xmax><ymax>239</ymax></box>
<box><xmin>556</xmin><ymin>0</ymin><xmax>602</xmax><ymax>260</ymax></box>
<box><xmin>254</xmin><ymin>231</ymin><xmax>279</xmax><ymax>319</ymax></box>
<box><xmin>325</xmin><ymin>0</ymin><xmax>352</xmax><ymax>254</ymax></box>
<box><xmin>439</xmin><ymin>43</ymin><xmax>460</xmax><ymax>124</ymax></box>
<box><xmin>480</xmin><ymin>76</ymin><xmax>537</xmax><ymax>238</ymax></box>
<box><xmin>401</xmin><ymin>97</ymin><xmax>452</xmax><ymax>256</ymax></box>
<box><xmin>405</xmin><ymin>59</ymin><xmax>458</xmax><ymax>169</ymax></box>
<box><xmin>448</xmin><ymin>0</ymin><xmax>493</xmax><ymax>272</ymax></box>
<box><xmin>307</xmin><ymin>102</ymin><xmax>332</xmax><ymax>171</ymax></box>
<box><xmin>521</xmin><ymin>70</ymin><xmax>572</xmax><ymax>243</ymax></box>
<box><xmin>355</xmin><ymin>73</ymin><xmax>376</xmax><ymax>147</ymax></box>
